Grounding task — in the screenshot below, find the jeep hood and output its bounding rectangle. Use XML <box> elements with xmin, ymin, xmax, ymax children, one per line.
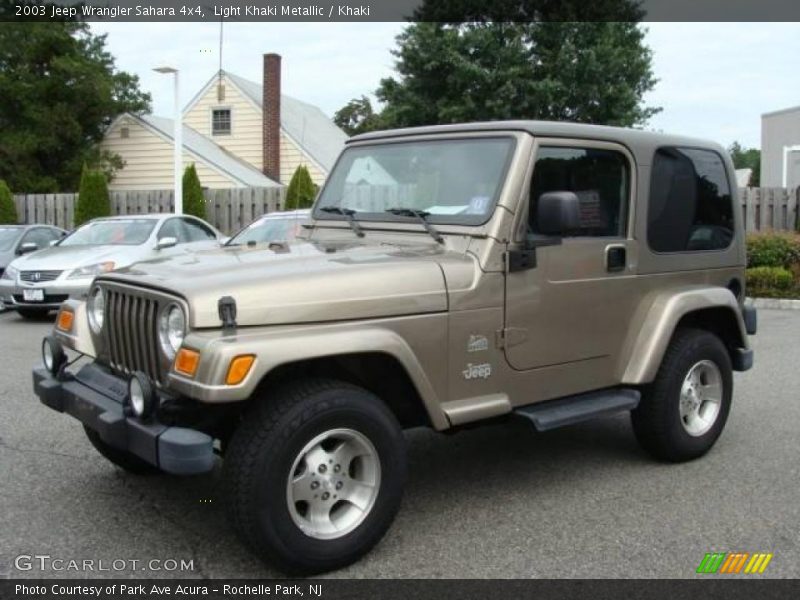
<box><xmin>101</xmin><ymin>239</ymin><xmax>464</xmax><ymax>327</ymax></box>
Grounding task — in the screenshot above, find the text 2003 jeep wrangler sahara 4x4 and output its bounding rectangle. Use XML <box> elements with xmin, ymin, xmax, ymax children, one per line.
<box><xmin>34</xmin><ymin>121</ymin><xmax>757</xmax><ymax>573</ymax></box>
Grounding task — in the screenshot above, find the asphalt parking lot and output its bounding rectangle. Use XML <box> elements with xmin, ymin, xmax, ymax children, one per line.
<box><xmin>1</xmin><ymin>308</ymin><xmax>798</xmax><ymax>579</ymax></box>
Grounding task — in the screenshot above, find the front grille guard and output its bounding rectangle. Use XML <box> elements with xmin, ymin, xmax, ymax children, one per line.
<box><xmin>105</xmin><ymin>288</ymin><xmax>162</xmax><ymax>383</ymax></box>
<box><xmin>92</xmin><ymin>281</ymin><xmax>186</xmax><ymax>386</ymax></box>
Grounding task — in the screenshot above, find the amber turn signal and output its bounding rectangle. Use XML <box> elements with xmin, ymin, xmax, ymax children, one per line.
<box><xmin>174</xmin><ymin>348</ymin><xmax>200</xmax><ymax>377</ymax></box>
<box><xmin>226</xmin><ymin>355</ymin><xmax>255</xmax><ymax>385</ymax></box>
<box><xmin>56</xmin><ymin>309</ymin><xmax>74</xmax><ymax>332</ymax></box>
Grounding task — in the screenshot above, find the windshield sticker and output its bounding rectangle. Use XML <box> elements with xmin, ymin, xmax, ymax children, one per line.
<box><xmin>465</xmin><ymin>196</ymin><xmax>491</xmax><ymax>214</ymax></box>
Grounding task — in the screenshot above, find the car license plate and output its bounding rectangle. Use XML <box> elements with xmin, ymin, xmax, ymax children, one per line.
<box><xmin>23</xmin><ymin>289</ymin><xmax>45</xmax><ymax>302</ymax></box>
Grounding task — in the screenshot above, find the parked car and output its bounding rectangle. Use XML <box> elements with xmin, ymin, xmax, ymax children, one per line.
<box><xmin>34</xmin><ymin>122</ymin><xmax>755</xmax><ymax>574</ymax></box>
<box><xmin>0</xmin><ymin>225</ymin><xmax>67</xmax><ymax>311</ymax></box>
<box><xmin>1</xmin><ymin>214</ymin><xmax>223</xmax><ymax>318</ymax></box>
<box><xmin>226</xmin><ymin>209</ymin><xmax>311</xmax><ymax>246</ymax></box>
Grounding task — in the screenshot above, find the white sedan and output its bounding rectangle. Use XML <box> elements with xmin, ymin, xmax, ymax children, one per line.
<box><xmin>0</xmin><ymin>214</ymin><xmax>224</xmax><ymax>319</ymax></box>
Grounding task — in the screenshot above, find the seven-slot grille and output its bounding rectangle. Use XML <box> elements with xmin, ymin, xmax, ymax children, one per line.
<box><xmin>104</xmin><ymin>287</ymin><xmax>163</xmax><ymax>383</ymax></box>
<box><xmin>20</xmin><ymin>270</ymin><xmax>62</xmax><ymax>282</ymax></box>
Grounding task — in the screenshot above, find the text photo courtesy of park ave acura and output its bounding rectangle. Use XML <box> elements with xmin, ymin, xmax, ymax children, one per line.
<box><xmin>1</xmin><ymin>0</ymin><xmax>800</xmax><ymax>597</ymax></box>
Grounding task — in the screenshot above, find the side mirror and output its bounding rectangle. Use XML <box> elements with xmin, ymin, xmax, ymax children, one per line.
<box><xmin>18</xmin><ymin>242</ymin><xmax>39</xmax><ymax>255</ymax></box>
<box><xmin>49</xmin><ymin>239</ymin><xmax>59</xmax><ymax>247</ymax></box>
<box><xmin>156</xmin><ymin>236</ymin><xmax>178</xmax><ymax>250</ymax></box>
<box><xmin>536</xmin><ymin>191</ymin><xmax>581</xmax><ymax>236</ymax></box>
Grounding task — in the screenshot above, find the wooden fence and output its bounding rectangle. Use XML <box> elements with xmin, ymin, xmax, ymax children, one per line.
<box><xmin>13</xmin><ymin>187</ymin><xmax>284</xmax><ymax>234</ymax></box>
<box><xmin>12</xmin><ymin>186</ymin><xmax>800</xmax><ymax>234</ymax></box>
<box><xmin>739</xmin><ymin>187</ymin><xmax>799</xmax><ymax>233</ymax></box>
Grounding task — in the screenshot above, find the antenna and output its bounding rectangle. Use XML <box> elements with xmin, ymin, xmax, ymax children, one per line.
<box><xmin>218</xmin><ymin>18</ymin><xmax>224</xmax><ymax>79</ymax></box>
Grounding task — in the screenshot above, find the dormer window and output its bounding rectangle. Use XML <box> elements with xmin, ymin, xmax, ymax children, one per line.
<box><xmin>212</xmin><ymin>108</ymin><xmax>231</xmax><ymax>135</ymax></box>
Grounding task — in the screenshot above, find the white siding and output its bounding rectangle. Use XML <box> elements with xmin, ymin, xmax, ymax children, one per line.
<box><xmin>184</xmin><ymin>75</ymin><xmax>264</xmax><ymax>172</ymax></box>
<box><xmin>280</xmin><ymin>132</ymin><xmax>327</xmax><ymax>186</ymax></box>
<box><xmin>184</xmin><ymin>74</ymin><xmax>329</xmax><ymax>185</ymax></box>
<box><xmin>100</xmin><ymin>117</ymin><xmax>238</xmax><ymax>190</ymax></box>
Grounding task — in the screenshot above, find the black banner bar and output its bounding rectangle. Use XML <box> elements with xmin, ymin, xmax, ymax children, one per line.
<box><xmin>3</xmin><ymin>0</ymin><xmax>800</xmax><ymax>22</ymax></box>
<box><xmin>2</xmin><ymin>580</ymin><xmax>800</xmax><ymax>600</ymax></box>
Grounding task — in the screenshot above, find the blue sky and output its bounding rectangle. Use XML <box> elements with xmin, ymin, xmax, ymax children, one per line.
<box><xmin>92</xmin><ymin>22</ymin><xmax>800</xmax><ymax>149</ymax></box>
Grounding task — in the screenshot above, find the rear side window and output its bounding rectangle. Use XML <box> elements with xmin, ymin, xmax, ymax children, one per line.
<box><xmin>648</xmin><ymin>147</ymin><xmax>734</xmax><ymax>252</ymax></box>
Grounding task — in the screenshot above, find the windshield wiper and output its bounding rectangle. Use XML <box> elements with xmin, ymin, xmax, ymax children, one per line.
<box><xmin>385</xmin><ymin>208</ymin><xmax>444</xmax><ymax>244</ymax></box>
<box><xmin>319</xmin><ymin>206</ymin><xmax>365</xmax><ymax>238</ymax></box>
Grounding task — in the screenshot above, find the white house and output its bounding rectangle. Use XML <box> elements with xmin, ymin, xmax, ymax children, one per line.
<box><xmin>100</xmin><ymin>54</ymin><xmax>349</xmax><ymax>190</ymax></box>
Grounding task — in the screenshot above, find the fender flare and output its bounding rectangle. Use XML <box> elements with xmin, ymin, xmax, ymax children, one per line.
<box><xmin>172</xmin><ymin>324</ymin><xmax>449</xmax><ymax>430</ymax></box>
<box><xmin>620</xmin><ymin>286</ymin><xmax>748</xmax><ymax>385</ymax></box>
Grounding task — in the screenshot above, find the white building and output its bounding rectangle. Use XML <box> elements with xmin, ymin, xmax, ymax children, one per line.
<box><xmin>101</xmin><ymin>54</ymin><xmax>348</xmax><ymax>190</ymax></box>
<box><xmin>761</xmin><ymin>105</ymin><xmax>800</xmax><ymax>188</ymax></box>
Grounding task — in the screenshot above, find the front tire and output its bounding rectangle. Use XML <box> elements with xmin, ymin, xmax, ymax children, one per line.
<box><xmin>223</xmin><ymin>379</ymin><xmax>407</xmax><ymax>574</ymax></box>
<box><xmin>632</xmin><ymin>328</ymin><xmax>733</xmax><ymax>462</ymax></box>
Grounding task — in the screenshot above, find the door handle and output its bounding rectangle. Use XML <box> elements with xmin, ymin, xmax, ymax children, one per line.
<box><xmin>605</xmin><ymin>244</ymin><xmax>626</xmax><ymax>272</ymax></box>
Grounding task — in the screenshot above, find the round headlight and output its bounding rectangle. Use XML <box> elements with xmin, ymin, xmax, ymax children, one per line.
<box><xmin>88</xmin><ymin>287</ymin><xmax>105</xmax><ymax>333</ymax></box>
<box><xmin>158</xmin><ymin>304</ymin><xmax>186</xmax><ymax>359</ymax></box>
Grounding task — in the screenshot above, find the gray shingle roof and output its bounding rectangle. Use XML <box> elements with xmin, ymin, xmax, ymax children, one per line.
<box><xmin>136</xmin><ymin>114</ymin><xmax>281</xmax><ymax>188</ymax></box>
<box><xmin>225</xmin><ymin>71</ymin><xmax>348</xmax><ymax>172</ymax></box>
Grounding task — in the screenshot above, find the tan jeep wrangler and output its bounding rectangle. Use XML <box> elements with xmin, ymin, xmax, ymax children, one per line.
<box><xmin>34</xmin><ymin>121</ymin><xmax>756</xmax><ymax>574</ymax></box>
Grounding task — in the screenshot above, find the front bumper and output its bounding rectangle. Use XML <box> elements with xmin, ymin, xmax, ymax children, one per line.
<box><xmin>33</xmin><ymin>364</ymin><xmax>214</xmax><ymax>475</ymax></box>
<box><xmin>2</xmin><ymin>278</ymin><xmax>89</xmax><ymax>309</ymax></box>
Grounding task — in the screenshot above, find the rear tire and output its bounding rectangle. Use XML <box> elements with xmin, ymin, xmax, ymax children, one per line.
<box><xmin>632</xmin><ymin>328</ymin><xmax>733</xmax><ymax>462</ymax></box>
<box><xmin>17</xmin><ymin>308</ymin><xmax>51</xmax><ymax>319</ymax></box>
<box><xmin>223</xmin><ymin>379</ymin><xmax>407</xmax><ymax>574</ymax></box>
<box><xmin>83</xmin><ymin>426</ymin><xmax>161</xmax><ymax>475</ymax></box>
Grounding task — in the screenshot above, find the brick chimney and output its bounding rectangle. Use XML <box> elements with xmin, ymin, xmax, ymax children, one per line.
<box><xmin>262</xmin><ymin>53</ymin><xmax>281</xmax><ymax>183</ymax></box>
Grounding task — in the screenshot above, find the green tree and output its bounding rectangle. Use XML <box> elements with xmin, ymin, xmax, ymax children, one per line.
<box><xmin>285</xmin><ymin>165</ymin><xmax>316</xmax><ymax>210</ymax></box>
<box><xmin>0</xmin><ymin>21</ymin><xmax>150</xmax><ymax>192</ymax></box>
<box><xmin>0</xmin><ymin>180</ymin><xmax>17</xmax><ymax>224</ymax></box>
<box><xmin>729</xmin><ymin>142</ymin><xmax>761</xmax><ymax>187</ymax></box>
<box><xmin>377</xmin><ymin>19</ymin><xmax>659</xmax><ymax>128</ymax></box>
<box><xmin>411</xmin><ymin>0</ymin><xmax>644</xmax><ymax>22</ymax></box>
<box><xmin>74</xmin><ymin>166</ymin><xmax>110</xmax><ymax>226</ymax></box>
<box><xmin>182</xmin><ymin>164</ymin><xmax>206</xmax><ymax>219</ymax></box>
<box><xmin>334</xmin><ymin>96</ymin><xmax>384</xmax><ymax>136</ymax></box>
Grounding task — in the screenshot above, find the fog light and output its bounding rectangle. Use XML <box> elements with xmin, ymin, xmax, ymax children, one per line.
<box><xmin>42</xmin><ymin>336</ymin><xmax>67</xmax><ymax>375</ymax></box>
<box><xmin>127</xmin><ymin>372</ymin><xmax>155</xmax><ymax>419</ymax></box>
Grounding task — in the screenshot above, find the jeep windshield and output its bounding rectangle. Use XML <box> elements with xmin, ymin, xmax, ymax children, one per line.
<box><xmin>315</xmin><ymin>137</ymin><xmax>516</xmax><ymax>226</ymax></box>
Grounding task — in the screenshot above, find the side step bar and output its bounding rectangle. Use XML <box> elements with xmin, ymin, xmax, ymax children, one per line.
<box><xmin>514</xmin><ymin>389</ymin><xmax>640</xmax><ymax>432</ymax></box>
